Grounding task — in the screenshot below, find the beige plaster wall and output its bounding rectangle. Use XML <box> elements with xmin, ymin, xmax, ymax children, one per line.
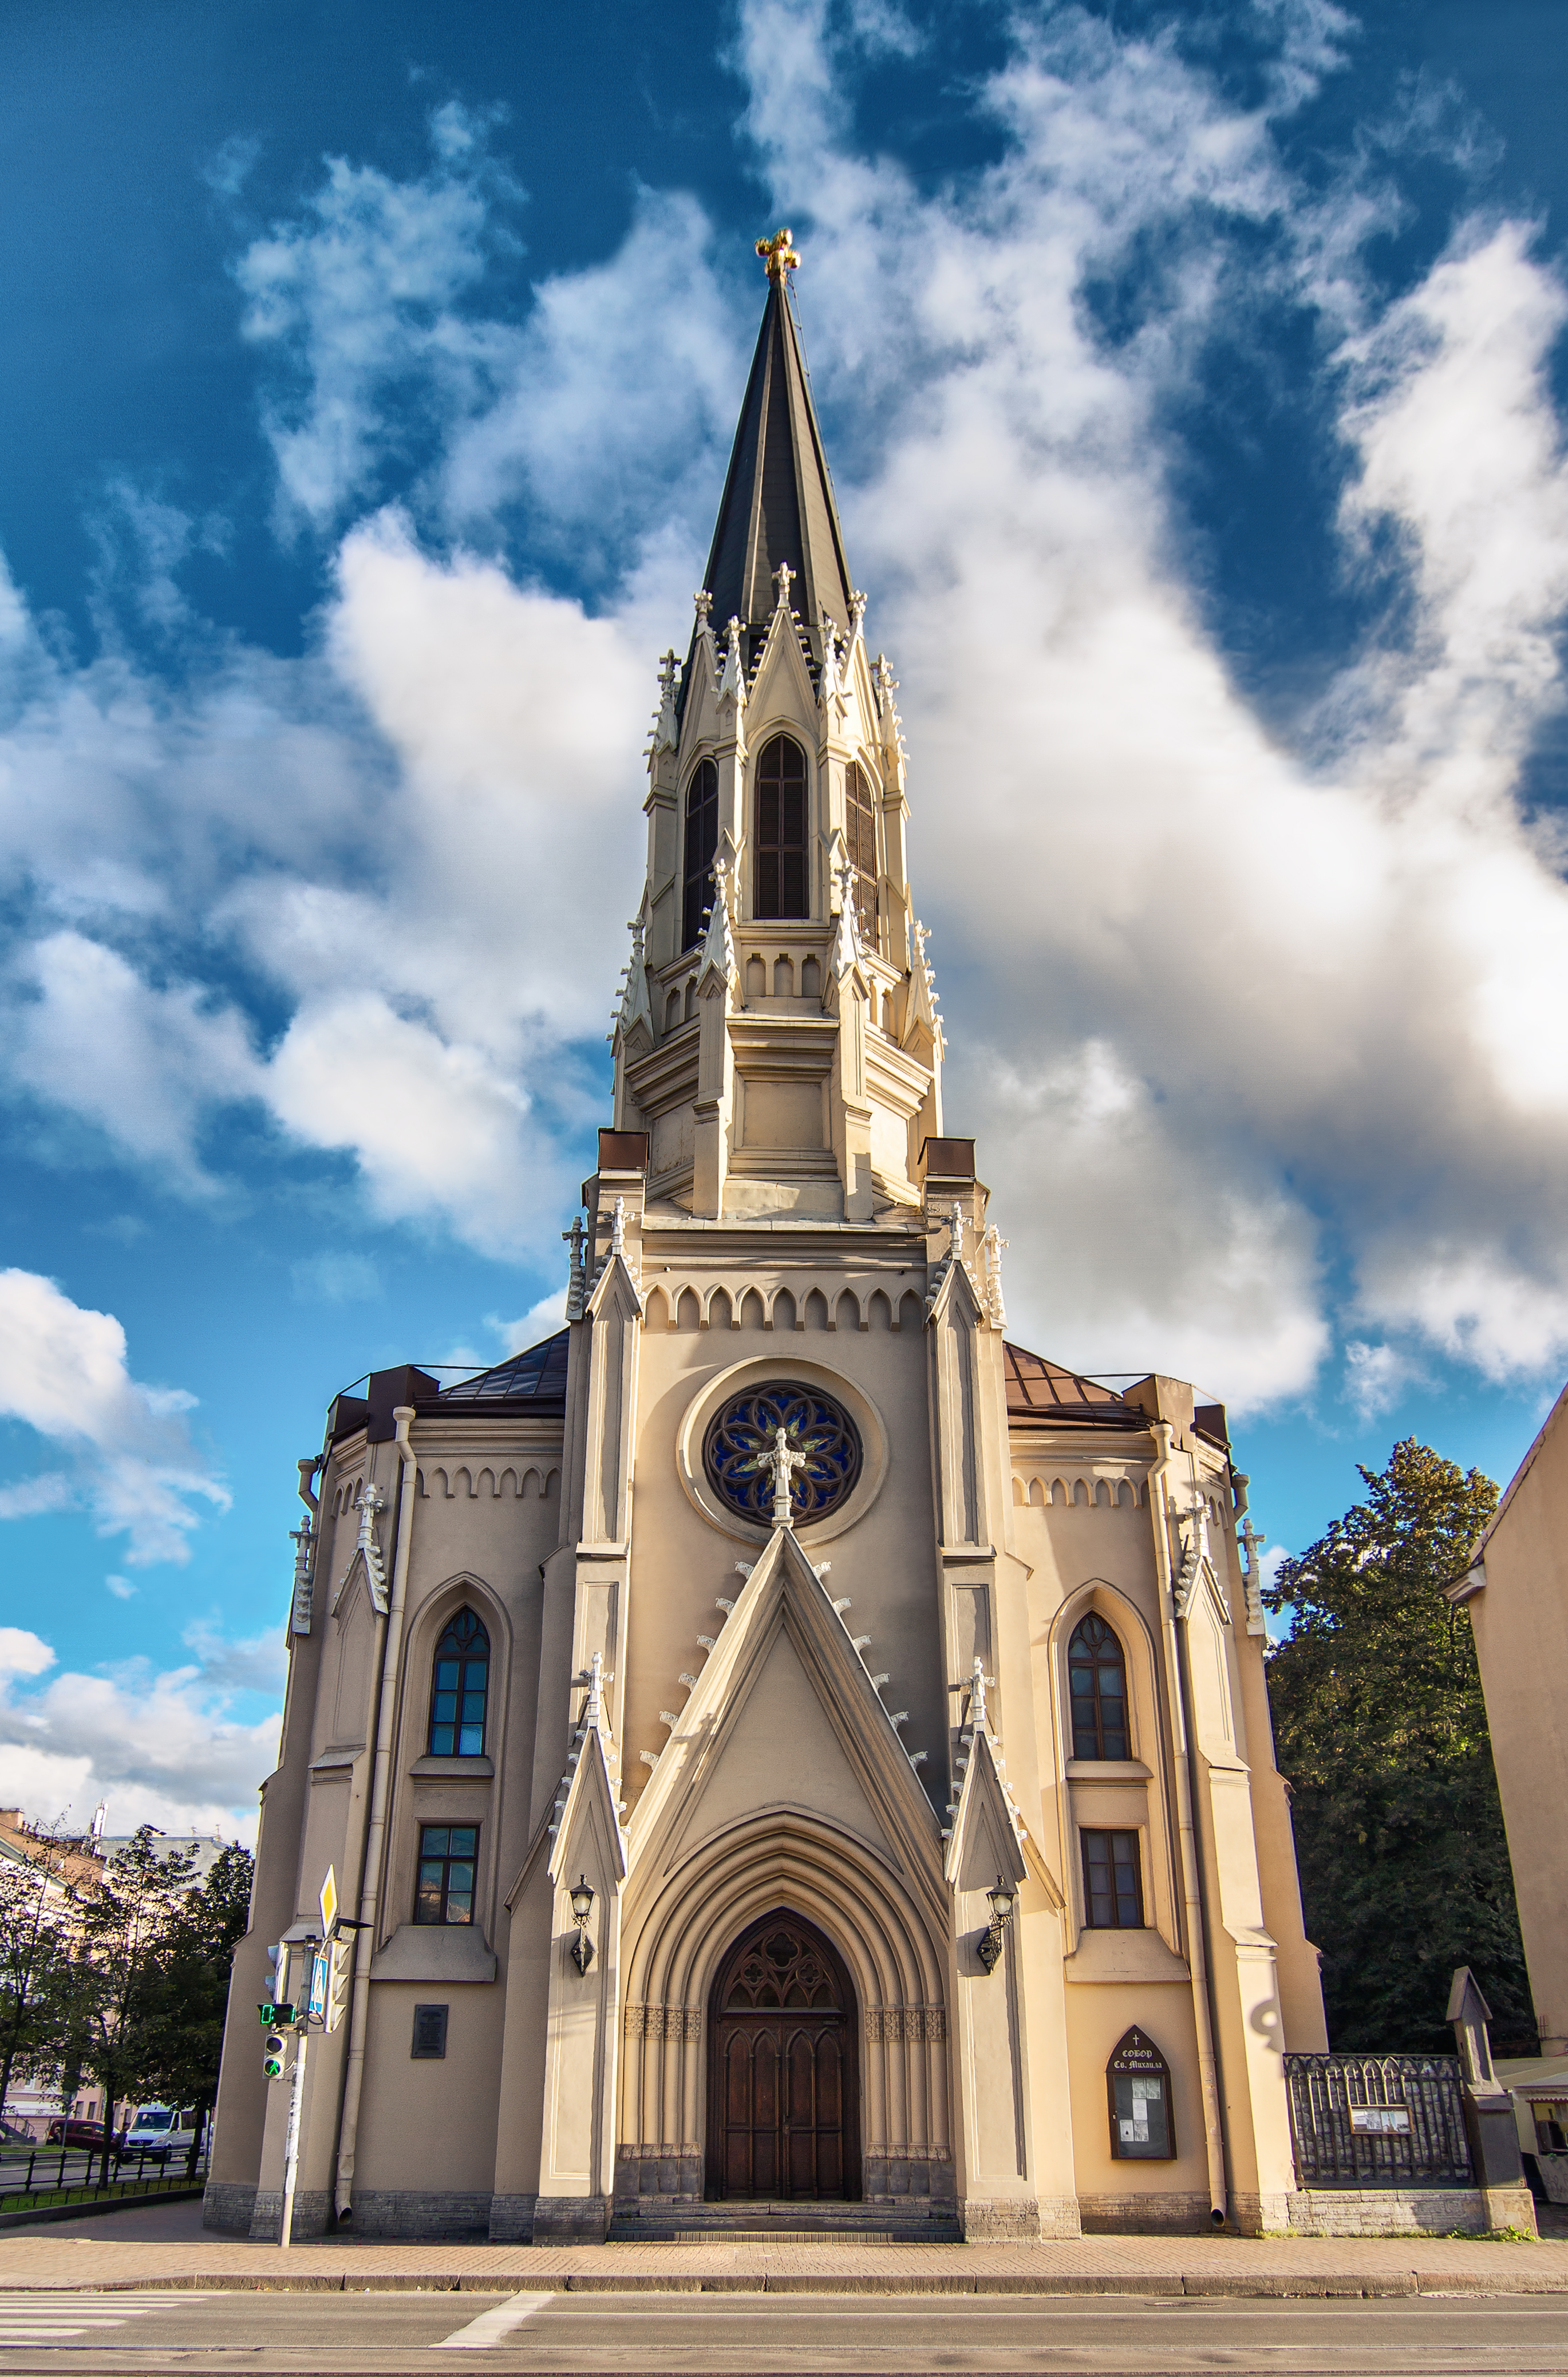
<box><xmin>1472</xmin><ymin>1386</ymin><xmax>1568</xmax><ymax>2051</ymax></box>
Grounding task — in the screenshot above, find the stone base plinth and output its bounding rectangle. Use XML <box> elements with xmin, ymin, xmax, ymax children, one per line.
<box><xmin>532</xmin><ymin>2193</ymin><xmax>612</xmax><ymax>2242</ymax></box>
<box><xmin>202</xmin><ymin>2181</ymin><xmax>256</xmax><ymax>2236</ymax></box>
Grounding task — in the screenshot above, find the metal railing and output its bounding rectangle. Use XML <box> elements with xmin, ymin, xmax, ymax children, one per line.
<box><xmin>1284</xmin><ymin>2053</ymin><xmax>1472</xmax><ymax>2189</ymax></box>
<box><xmin>0</xmin><ymin>2142</ymin><xmax>209</xmax><ymax>2206</ymax></box>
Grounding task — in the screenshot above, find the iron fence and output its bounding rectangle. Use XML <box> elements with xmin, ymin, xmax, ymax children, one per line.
<box><xmin>0</xmin><ymin>2142</ymin><xmax>209</xmax><ymax>2206</ymax></box>
<box><xmin>1283</xmin><ymin>2053</ymin><xmax>1472</xmax><ymax>2188</ymax></box>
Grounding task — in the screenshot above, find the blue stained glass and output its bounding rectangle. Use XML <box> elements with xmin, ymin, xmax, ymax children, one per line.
<box><xmin>702</xmin><ymin>1381</ymin><xmax>861</xmax><ymax>1527</ymax></box>
<box><xmin>428</xmin><ymin>1614</ymin><xmax>489</xmax><ymax>1757</ymax></box>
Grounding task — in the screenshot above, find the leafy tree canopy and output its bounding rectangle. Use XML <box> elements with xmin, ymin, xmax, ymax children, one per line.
<box><xmin>1264</xmin><ymin>1438</ymin><xmax>1533</xmax><ymax>2055</ymax></box>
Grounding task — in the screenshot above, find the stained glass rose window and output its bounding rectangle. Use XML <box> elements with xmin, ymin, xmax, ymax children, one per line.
<box><xmin>702</xmin><ymin>1381</ymin><xmax>862</xmax><ymax>1526</ymax></box>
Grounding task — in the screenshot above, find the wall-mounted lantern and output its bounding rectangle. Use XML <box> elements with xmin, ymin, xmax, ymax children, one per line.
<box><xmin>977</xmin><ymin>1875</ymin><xmax>1016</xmax><ymax>1974</ymax></box>
<box><xmin>568</xmin><ymin>1875</ymin><xmax>596</xmax><ymax>1974</ymax></box>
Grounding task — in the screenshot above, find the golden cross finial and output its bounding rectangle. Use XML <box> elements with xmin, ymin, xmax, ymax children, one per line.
<box><xmin>756</xmin><ymin>227</ymin><xmax>800</xmax><ymax>282</ymax></box>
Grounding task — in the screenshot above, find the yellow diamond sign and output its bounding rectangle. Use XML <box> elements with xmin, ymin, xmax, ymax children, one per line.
<box><xmin>319</xmin><ymin>1865</ymin><xmax>338</xmax><ymax>1940</ymax></box>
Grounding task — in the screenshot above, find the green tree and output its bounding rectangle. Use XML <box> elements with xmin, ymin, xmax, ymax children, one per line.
<box><xmin>1264</xmin><ymin>1438</ymin><xmax>1533</xmax><ymax>2054</ymax></box>
<box><xmin>141</xmin><ymin>1842</ymin><xmax>254</xmax><ymax>2178</ymax></box>
<box><xmin>40</xmin><ymin>1830</ymin><xmax>200</xmax><ymax>2142</ymax></box>
<box><xmin>0</xmin><ymin>1848</ymin><xmax>72</xmax><ymax>2126</ymax></box>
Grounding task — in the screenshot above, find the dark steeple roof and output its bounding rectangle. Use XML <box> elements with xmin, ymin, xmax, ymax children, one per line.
<box><xmin>700</xmin><ymin>250</ymin><xmax>856</xmax><ymax>667</ymax></box>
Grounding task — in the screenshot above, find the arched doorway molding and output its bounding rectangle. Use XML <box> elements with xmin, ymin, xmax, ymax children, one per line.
<box><xmin>617</xmin><ymin>1814</ymin><xmax>951</xmax><ymax>2202</ymax></box>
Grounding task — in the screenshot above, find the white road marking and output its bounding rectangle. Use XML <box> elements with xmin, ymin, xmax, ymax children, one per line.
<box><xmin>0</xmin><ymin>2291</ymin><xmax>199</xmax><ymax>2342</ymax></box>
<box><xmin>433</xmin><ymin>2293</ymin><xmax>555</xmax><ymax>2350</ymax></box>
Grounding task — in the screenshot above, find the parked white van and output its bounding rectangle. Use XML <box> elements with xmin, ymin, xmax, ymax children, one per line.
<box><xmin>121</xmin><ymin>2104</ymin><xmax>200</xmax><ymax>2162</ymax></box>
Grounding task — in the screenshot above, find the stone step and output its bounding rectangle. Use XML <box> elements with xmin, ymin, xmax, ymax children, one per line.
<box><xmin>609</xmin><ymin>2200</ymin><xmax>962</xmax><ymax>2244</ymax></box>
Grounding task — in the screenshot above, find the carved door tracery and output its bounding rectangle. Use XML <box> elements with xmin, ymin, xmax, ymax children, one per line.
<box><xmin>706</xmin><ymin>1912</ymin><xmax>859</xmax><ymax>2200</ymax></box>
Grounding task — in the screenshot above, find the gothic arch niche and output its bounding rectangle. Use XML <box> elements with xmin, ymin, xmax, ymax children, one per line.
<box><xmin>615</xmin><ymin>1817</ymin><xmax>951</xmax><ymax>2212</ymax></box>
<box><xmin>1049</xmin><ymin>1581</ymin><xmax>1179</xmax><ymax>1953</ymax></box>
<box><xmin>706</xmin><ymin>1909</ymin><xmax>859</xmax><ymax>2201</ymax></box>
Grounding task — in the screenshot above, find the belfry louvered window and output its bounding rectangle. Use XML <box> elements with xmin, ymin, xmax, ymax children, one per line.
<box><xmin>1068</xmin><ymin>1613</ymin><xmax>1128</xmax><ymax>1761</ymax></box>
<box><xmin>428</xmin><ymin>1610</ymin><xmax>489</xmax><ymax>1758</ymax></box>
<box><xmin>682</xmin><ymin>759</ymin><xmax>719</xmax><ymax>951</ymax></box>
<box><xmin>754</xmin><ymin>735</ymin><xmax>808</xmax><ymax>919</ymax></box>
<box><xmin>845</xmin><ymin>760</ymin><xmax>878</xmax><ymax>949</ymax></box>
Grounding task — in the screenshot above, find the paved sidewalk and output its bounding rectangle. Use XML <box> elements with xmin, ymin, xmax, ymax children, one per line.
<box><xmin>3</xmin><ymin>2218</ymin><xmax>1568</xmax><ymax>2297</ymax></box>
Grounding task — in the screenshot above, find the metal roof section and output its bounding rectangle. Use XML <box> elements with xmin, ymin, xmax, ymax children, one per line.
<box><xmin>436</xmin><ymin>1328</ymin><xmax>570</xmax><ymax>1408</ymax></box>
<box><xmin>1002</xmin><ymin>1341</ymin><xmax>1142</xmax><ymax>1430</ymax></box>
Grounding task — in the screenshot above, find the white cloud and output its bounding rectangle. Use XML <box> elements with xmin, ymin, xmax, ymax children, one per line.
<box><xmin>4</xmin><ymin>3</ymin><xmax>1568</xmax><ymax>1429</ymax></box>
<box><xmin>290</xmin><ymin>1251</ymin><xmax>382</xmax><ymax>1305</ymax></box>
<box><xmin>104</xmin><ymin>1575</ymin><xmax>136</xmax><ymax>1601</ymax></box>
<box><xmin>0</xmin><ymin>1631</ymin><xmax>56</xmax><ymax>1682</ymax></box>
<box><xmin>1342</xmin><ymin>1340</ymin><xmax>1418</xmax><ymax>1422</ymax></box>
<box><xmin>0</xmin><ymin>1620</ymin><xmax>282</xmax><ymax>1842</ymax></box>
<box><xmin>6</xmin><ymin>932</ymin><xmax>259</xmax><ymax>1190</ymax></box>
<box><xmin>732</xmin><ymin>0</ymin><xmax>1568</xmax><ymax>1407</ymax></box>
<box><xmin>0</xmin><ymin>1271</ymin><xmax>228</xmax><ymax>1564</ymax></box>
<box><xmin>235</xmin><ymin>101</ymin><xmax>521</xmax><ymax>534</ymax></box>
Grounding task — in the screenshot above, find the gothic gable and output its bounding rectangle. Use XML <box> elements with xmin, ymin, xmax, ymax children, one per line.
<box><xmin>628</xmin><ymin>1524</ymin><xmax>944</xmax><ymax>1910</ymax></box>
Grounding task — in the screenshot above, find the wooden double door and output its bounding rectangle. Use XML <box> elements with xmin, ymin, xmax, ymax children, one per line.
<box><xmin>706</xmin><ymin>1912</ymin><xmax>860</xmax><ymax>2201</ymax></box>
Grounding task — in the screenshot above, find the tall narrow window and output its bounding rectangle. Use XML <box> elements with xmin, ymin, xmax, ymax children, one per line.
<box><xmin>428</xmin><ymin>1610</ymin><xmax>489</xmax><ymax>1758</ymax></box>
<box><xmin>416</xmin><ymin>1825</ymin><xmax>478</xmax><ymax>1925</ymax></box>
<box><xmin>754</xmin><ymin>735</ymin><xmax>808</xmax><ymax>919</ymax></box>
<box><xmin>682</xmin><ymin>759</ymin><xmax>719</xmax><ymax>951</ymax></box>
<box><xmin>1068</xmin><ymin>1613</ymin><xmax>1128</xmax><ymax>1761</ymax></box>
<box><xmin>1081</xmin><ymin>1829</ymin><xmax>1143</xmax><ymax>1928</ymax></box>
<box><xmin>845</xmin><ymin>760</ymin><xmax>878</xmax><ymax>948</ymax></box>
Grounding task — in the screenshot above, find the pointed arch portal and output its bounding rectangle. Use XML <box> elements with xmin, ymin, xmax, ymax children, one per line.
<box><xmin>706</xmin><ymin>1909</ymin><xmax>859</xmax><ymax>2201</ymax></box>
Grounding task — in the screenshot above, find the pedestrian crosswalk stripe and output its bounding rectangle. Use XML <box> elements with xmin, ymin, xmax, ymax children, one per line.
<box><xmin>434</xmin><ymin>2293</ymin><xmax>555</xmax><ymax>2350</ymax></box>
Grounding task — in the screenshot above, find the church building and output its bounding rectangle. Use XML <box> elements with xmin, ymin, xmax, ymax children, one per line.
<box><xmin>207</xmin><ymin>232</ymin><xmax>1327</xmax><ymax>2245</ymax></box>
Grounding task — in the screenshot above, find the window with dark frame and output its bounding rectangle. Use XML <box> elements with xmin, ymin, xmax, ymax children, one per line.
<box><xmin>428</xmin><ymin>1610</ymin><xmax>489</xmax><ymax>1758</ymax></box>
<box><xmin>415</xmin><ymin>1825</ymin><xmax>478</xmax><ymax>1926</ymax></box>
<box><xmin>845</xmin><ymin>760</ymin><xmax>878</xmax><ymax>949</ymax></box>
<box><xmin>410</xmin><ymin>2003</ymin><xmax>449</xmax><ymax>2059</ymax></box>
<box><xmin>1081</xmin><ymin>1827</ymin><xmax>1143</xmax><ymax>1928</ymax></box>
<box><xmin>682</xmin><ymin>758</ymin><xmax>719</xmax><ymax>951</ymax></box>
<box><xmin>1068</xmin><ymin>1613</ymin><xmax>1129</xmax><ymax>1761</ymax></box>
<box><xmin>754</xmin><ymin>735</ymin><xmax>808</xmax><ymax>919</ymax></box>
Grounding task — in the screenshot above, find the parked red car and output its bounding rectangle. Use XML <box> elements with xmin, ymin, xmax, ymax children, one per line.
<box><xmin>44</xmin><ymin>2118</ymin><xmax>106</xmax><ymax>2149</ymax></box>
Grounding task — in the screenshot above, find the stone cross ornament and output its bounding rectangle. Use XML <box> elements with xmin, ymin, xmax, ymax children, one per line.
<box><xmin>759</xmin><ymin>1426</ymin><xmax>808</xmax><ymax>1527</ymax></box>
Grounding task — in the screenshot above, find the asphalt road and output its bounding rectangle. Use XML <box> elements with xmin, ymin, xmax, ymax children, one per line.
<box><xmin>3</xmin><ymin>2289</ymin><xmax>1568</xmax><ymax>2373</ymax></box>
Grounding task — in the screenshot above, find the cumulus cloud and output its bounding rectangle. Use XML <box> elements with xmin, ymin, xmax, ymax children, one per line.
<box><xmin>235</xmin><ymin>100</ymin><xmax>523</xmax><ymax>533</ymax></box>
<box><xmin>0</xmin><ymin>1271</ymin><xmax>228</xmax><ymax>1563</ymax></box>
<box><xmin>731</xmin><ymin>0</ymin><xmax>1568</xmax><ymax>1407</ymax></box>
<box><xmin>3</xmin><ymin>0</ymin><xmax>1568</xmax><ymax>1428</ymax></box>
<box><xmin>0</xmin><ymin>1622</ymin><xmax>281</xmax><ymax>1841</ymax></box>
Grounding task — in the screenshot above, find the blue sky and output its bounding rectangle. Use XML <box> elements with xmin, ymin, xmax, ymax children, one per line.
<box><xmin>3</xmin><ymin>0</ymin><xmax>1567</xmax><ymax>1834</ymax></box>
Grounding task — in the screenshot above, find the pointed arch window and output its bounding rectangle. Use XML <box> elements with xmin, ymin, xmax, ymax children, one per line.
<box><xmin>754</xmin><ymin>735</ymin><xmax>808</xmax><ymax>919</ymax></box>
<box><xmin>845</xmin><ymin>760</ymin><xmax>878</xmax><ymax>949</ymax></box>
<box><xmin>428</xmin><ymin>1609</ymin><xmax>489</xmax><ymax>1758</ymax></box>
<box><xmin>682</xmin><ymin>759</ymin><xmax>719</xmax><ymax>951</ymax></box>
<box><xmin>1068</xmin><ymin>1612</ymin><xmax>1128</xmax><ymax>1761</ymax></box>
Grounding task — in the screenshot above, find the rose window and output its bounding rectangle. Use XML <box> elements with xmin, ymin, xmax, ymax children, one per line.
<box><xmin>702</xmin><ymin>1381</ymin><xmax>862</xmax><ymax>1527</ymax></box>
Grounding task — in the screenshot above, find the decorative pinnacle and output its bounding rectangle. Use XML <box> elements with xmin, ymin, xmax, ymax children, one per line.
<box><xmin>757</xmin><ymin>227</ymin><xmax>800</xmax><ymax>282</ymax></box>
<box><xmin>773</xmin><ymin>559</ymin><xmax>795</xmax><ymax>610</ymax></box>
<box><xmin>693</xmin><ymin>589</ymin><xmax>713</xmax><ymax>622</ymax></box>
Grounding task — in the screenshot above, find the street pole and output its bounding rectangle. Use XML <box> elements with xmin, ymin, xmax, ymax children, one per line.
<box><xmin>279</xmin><ymin>2028</ymin><xmax>308</xmax><ymax>2250</ymax></box>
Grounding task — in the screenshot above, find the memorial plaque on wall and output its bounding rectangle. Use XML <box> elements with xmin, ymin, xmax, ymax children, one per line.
<box><xmin>1107</xmin><ymin>2025</ymin><xmax>1174</xmax><ymax>2159</ymax></box>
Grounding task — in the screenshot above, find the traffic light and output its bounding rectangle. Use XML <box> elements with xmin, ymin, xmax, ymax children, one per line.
<box><xmin>325</xmin><ymin>1935</ymin><xmax>353</xmax><ymax>2035</ymax></box>
<box><xmin>263</xmin><ymin>2029</ymin><xmax>287</xmax><ymax>2080</ymax></box>
<box><xmin>259</xmin><ymin>1942</ymin><xmax>290</xmax><ymax>2027</ymax></box>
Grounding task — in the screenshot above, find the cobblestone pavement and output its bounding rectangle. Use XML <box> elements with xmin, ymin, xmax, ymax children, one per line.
<box><xmin>2</xmin><ymin>2214</ymin><xmax>1568</xmax><ymax>2296</ymax></box>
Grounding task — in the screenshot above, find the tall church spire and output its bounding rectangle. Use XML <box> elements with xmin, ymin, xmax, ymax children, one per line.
<box><xmin>700</xmin><ymin>230</ymin><xmax>856</xmax><ymax>668</ymax></box>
